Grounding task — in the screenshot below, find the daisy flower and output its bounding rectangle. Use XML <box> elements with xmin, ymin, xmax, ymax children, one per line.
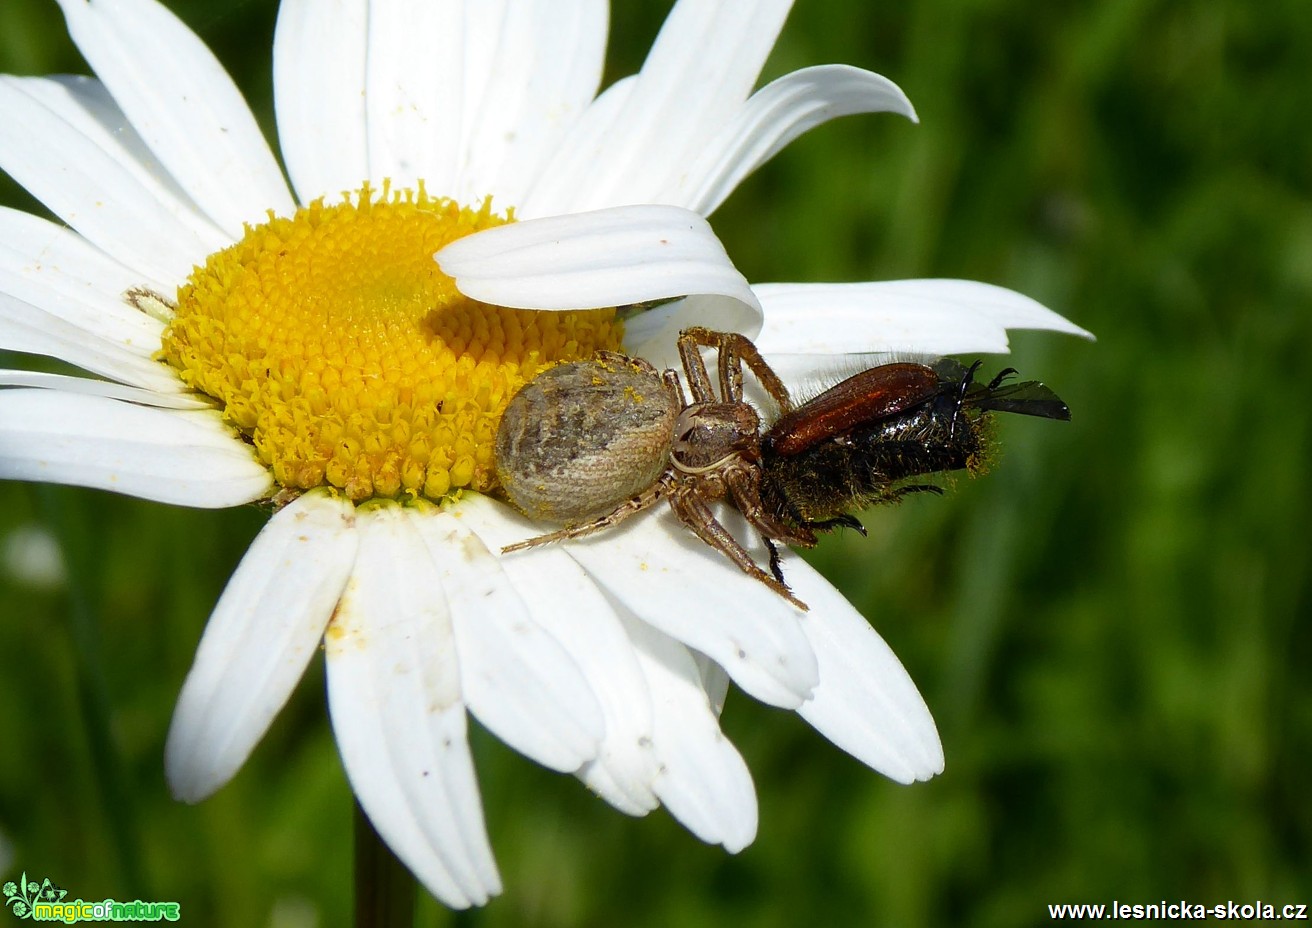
<box><xmin>0</xmin><ymin>0</ymin><xmax>1090</xmax><ymax>909</ymax></box>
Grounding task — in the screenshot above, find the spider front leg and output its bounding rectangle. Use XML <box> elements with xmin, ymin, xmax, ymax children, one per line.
<box><xmin>502</xmin><ymin>475</ymin><xmax>672</xmax><ymax>553</ymax></box>
<box><xmin>662</xmin><ymin>368</ymin><xmax>688</xmax><ymax>407</ymax></box>
<box><xmin>676</xmin><ymin>327</ymin><xmax>719</xmax><ymax>402</ymax></box>
<box><xmin>678</xmin><ymin>327</ymin><xmax>794</xmax><ymax>411</ymax></box>
<box><xmin>667</xmin><ymin>482</ymin><xmax>809</xmax><ymax>611</ymax></box>
<box><xmin>723</xmin><ymin>465</ymin><xmax>817</xmax><ymax>549</ymax></box>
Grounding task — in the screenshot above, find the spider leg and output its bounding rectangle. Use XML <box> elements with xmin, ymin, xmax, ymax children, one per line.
<box><xmin>717</xmin><ymin>339</ymin><xmax>742</xmax><ymax>404</ymax></box>
<box><xmin>676</xmin><ymin>329</ymin><xmax>718</xmax><ymax>402</ymax></box>
<box><xmin>723</xmin><ymin>466</ymin><xmax>817</xmax><ymax>548</ymax></box>
<box><xmin>679</xmin><ymin>327</ymin><xmax>794</xmax><ymax>411</ymax></box>
<box><xmin>502</xmin><ymin>477</ymin><xmax>670</xmax><ymax>553</ymax></box>
<box><xmin>714</xmin><ymin>463</ymin><xmax>794</xmax><ymax>584</ymax></box>
<box><xmin>668</xmin><ymin>487</ymin><xmax>809</xmax><ymax>611</ymax></box>
<box><xmin>662</xmin><ymin>368</ymin><xmax>688</xmax><ymax>407</ymax></box>
<box><xmin>950</xmin><ymin>361</ymin><xmax>983</xmax><ymax>440</ymax></box>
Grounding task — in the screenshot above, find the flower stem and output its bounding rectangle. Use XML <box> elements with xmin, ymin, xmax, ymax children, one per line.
<box><xmin>353</xmin><ymin>800</ymin><xmax>416</xmax><ymax>928</ymax></box>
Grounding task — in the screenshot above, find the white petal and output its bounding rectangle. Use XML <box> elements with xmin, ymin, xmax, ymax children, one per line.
<box><xmin>545</xmin><ymin>506</ymin><xmax>819</xmax><ymax>709</ymax></box>
<box><xmin>0</xmin><ymin>292</ymin><xmax>182</xmax><ymax>394</ymax></box>
<box><xmin>0</xmin><ymin>371</ymin><xmax>208</xmax><ymax>409</ymax></box>
<box><xmin>363</xmin><ymin>0</ymin><xmax>466</xmax><ymax>192</ymax></box>
<box><xmin>454</xmin><ymin>494</ymin><xmax>660</xmax><ymax>816</ymax></box>
<box><xmin>0</xmin><ymin>389</ymin><xmax>271</xmax><ymax>507</ymax></box>
<box><xmin>165</xmin><ymin>492</ymin><xmax>357</xmax><ymax>801</ymax></box>
<box><xmin>620</xmin><ymin>608</ymin><xmax>757</xmax><ymax>853</ymax></box>
<box><xmin>414</xmin><ymin>508</ymin><xmax>604</xmax><ymax>773</ymax></box>
<box><xmin>452</xmin><ymin>1</ymin><xmax>506</xmax><ymax>167</ymax></box>
<box><xmin>435</xmin><ymin>205</ymin><xmax>761</xmax><ymax>336</ymax></box>
<box><xmin>0</xmin><ymin>75</ymin><xmax>218</xmax><ymax>282</ymax></box>
<box><xmin>691</xmin><ymin>652</ymin><xmax>731</xmax><ymax>719</ymax></box>
<box><xmin>685</xmin><ymin>65</ymin><xmax>918</xmax><ymax>216</ymax></box>
<box><xmin>519</xmin><ymin>76</ymin><xmax>635</xmax><ymax>218</ymax></box>
<box><xmin>779</xmin><ymin>550</ymin><xmax>945</xmax><ymax>783</ymax></box>
<box><xmin>274</xmin><ymin>0</ymin><xmax>369</xmax><ymax>203</ymax></box>
<box><xmin>754</xmin><ymin>280</ymin><xmax>1095</xmax><ymax>359</ymax></box>
<box><xmin>54</xmin><ymin>0</ymin><xmax>294</xmax><ymax>235</ymax></box>
<box><xmin>526</xmin><ymin>0</ymin><xmax>793</xmax><ymax>213</ymax></box>
<box><xmin>454</xmin><ymin>0</ymin><xmax>608</xmax><ymax>208</ymax></box>
<box><xmin>0</xmin><ymin>205</ymin><xmax>171</xmax><ymax>349</ymax></box>
<box><xmin>326</xmin><ymin>505</ymin><xmax>501</xmax><ymax>908</ymax></box>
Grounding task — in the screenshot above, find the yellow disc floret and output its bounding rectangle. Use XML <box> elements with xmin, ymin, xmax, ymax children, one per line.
<box><xmin>161</xmin><ymin>183</ymin><xmax>621</xmax><ymax>503</ymax></box>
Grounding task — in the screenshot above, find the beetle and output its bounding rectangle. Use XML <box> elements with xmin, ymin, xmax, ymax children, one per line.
<box><xmin>756</xmin><ymin>357</ymin><xmax>1070</xmax><ymax>546</ymax></box>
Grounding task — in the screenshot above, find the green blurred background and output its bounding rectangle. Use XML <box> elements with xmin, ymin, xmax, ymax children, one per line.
<box><xmin>1</xmin><ymin>0</ymin><xmax>1308</xmax><ymax>925</ymax></box>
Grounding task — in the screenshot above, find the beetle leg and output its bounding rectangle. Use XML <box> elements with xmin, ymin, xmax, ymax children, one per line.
<box><xmin>668</xmin><ymin>484</ymin><xmax>809</xmax><ymax>611</ymax></box>
<box><xmin>502</xmin><ymin>476</ymin><xmax>671</xmax><ymax>553</ymax></box>
<box><xmin>890</xmin><ymin>483</ymin><xmax>943</xmax><ymax>500</ymax></box>
<box><xmin>986</xmin><ymin>367</ymin><xmax>1019</xmax><ymax>390</ymax></box>
<box><xmin>764</xmin><ymin>537</ymin><xmax>786</xmax><ymax>586</ymax></box>
<box><xmin>807</xmin><ymin>513</ymin><xmax>867</xmax><ymax>536</ymax></box>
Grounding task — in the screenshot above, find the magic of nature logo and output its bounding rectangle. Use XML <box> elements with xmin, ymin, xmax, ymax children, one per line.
<box><xmin>3</xmin><ymin>873</ymin><xmax>179</xmax><ymax>923</ymax></box>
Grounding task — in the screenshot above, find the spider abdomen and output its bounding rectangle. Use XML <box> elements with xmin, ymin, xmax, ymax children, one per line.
<box><xmin>495</xmin><ymin>357</ymin><xmax>679</xmax><ymax>524</ymax></box>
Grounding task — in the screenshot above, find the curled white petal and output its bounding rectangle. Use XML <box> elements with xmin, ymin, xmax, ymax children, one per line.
<box><xmin>620</xmin><ymin>293</ymin><xmax>767</xmax><ymax>372</ymax></box>
<box><xmin>326</xmin><ymin>506</ymin><xmax>501</xmax><ymax>908</ymax></box>
<box><xmin>526</xmin><ymin>0</ymin><xmax>792</xmax><ymax>213</ymax></box>
<box><xmin>435</xmin><ymin>205</ymin><xmax>762</xmax><ymax>338</ymax></box>
<box><xmin>415</xmin><ymin>508</ymin><xmax>604</xmax><ymax>773</ymax></box>
<box><xmin>0</xmin><ymin>389</ymin><xmax>271</xmax><ymax>507</ymax></box>
<box><xmin>691</xmin><ymin>652</ymin><xmax>731</xmax><ymax>719</ymax></box>
<box><xmin>686</xmin><ymin>65</ymin><xmax>918</xmax><ymax>215</ymax></box>
<box><xmin>166</xmin><ymin>492</ymin><xmax>358</xmax><ymax>802</ymax></box>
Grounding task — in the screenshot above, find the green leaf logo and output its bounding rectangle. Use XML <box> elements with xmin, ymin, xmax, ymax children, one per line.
<box><xmin>3</xmin><ymin>873</ymin><xmax>66</xmax><ymax>920</ymax></box>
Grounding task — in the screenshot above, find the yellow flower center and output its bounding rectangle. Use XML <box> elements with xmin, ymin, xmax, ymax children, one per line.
<box><xmin>161</xmin><ymin>183</ymin><xmax>621</xmax><ymax>503</ymax></box>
